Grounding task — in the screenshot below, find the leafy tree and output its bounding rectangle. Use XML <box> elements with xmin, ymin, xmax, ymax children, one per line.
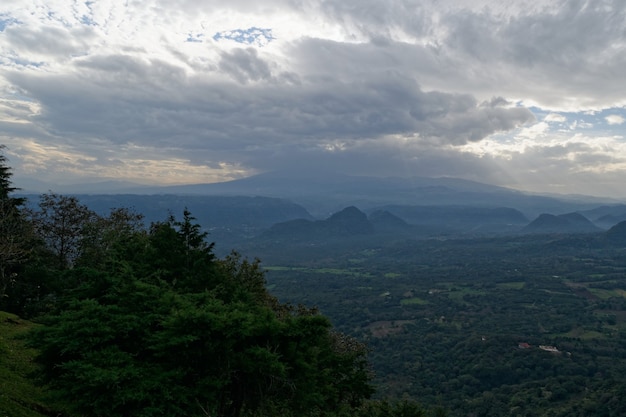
<box><xmin>28</xmin><ymin>210</ymin><xmax>374</xmax><ymax>417</ymax></box>
<box><xmin>0</xmin><ymin>200</ymin><xmax>35</xmax><ymax>307</ymax></box>
<box><xmin>30</xmin><ymin>193</ymin><xmax>97</xmax><ymax>269</ymax></box>
<box><xmin>77</xmin><ymin>206</ymin><xmax>146</xmax><ymax>269</ymax></box>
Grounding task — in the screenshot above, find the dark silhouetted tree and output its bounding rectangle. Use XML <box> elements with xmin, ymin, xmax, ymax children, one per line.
<box><xmin>30</xmin><ymin>193</ymin><xmax>96</xmax><ymax>269</ymax></box>
<box><xmin>0</xmin><ymin>146</ymin><xmax>32</xmax><ymax>304</ymax></box>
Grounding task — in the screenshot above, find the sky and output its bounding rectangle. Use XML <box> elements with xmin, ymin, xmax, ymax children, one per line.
<box><xmin>0</xmin><ymin>0</ymin><xmax>625</xmax><ymax>198</ymax></box>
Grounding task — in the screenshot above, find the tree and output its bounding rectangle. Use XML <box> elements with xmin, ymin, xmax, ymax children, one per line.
<box><xmin>0</xmin><ymin>199</ymin><xmax>33</xmax><ymax>302</ymax></box>
<box><xmin>77</xmin><ymin>206</ymin><xmax>146</xmax><ymax>269</ymax></box>
<box><xmin>0</xmin><ymin>146</ymin><xmax>32</xmax><ymax>304</ymax></box>
<box><xmin>0</xmin><ymin>145</ymin><xmax>24</xmax><ymax>204</ymax></box>
<box><xmin>30</xmin><ymin>193</ymin><xmax>97</xmax><ymax>269</ymax></box>
<box><xmin>28</xmin><ymin>210</ymin><xmax>374</xmax><ymax>417</ymax></box>
<box><xmin>147</xmin><ymin>208</ymin><xmax>216</xmax><ymax>291</ymax></box>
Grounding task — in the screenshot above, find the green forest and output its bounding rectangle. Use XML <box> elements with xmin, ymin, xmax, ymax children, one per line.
<box><xmin>257</xmin><ymin>232</ymin><xmax>626</xmax><ymax>416</ymax></box>
<box><xmin>0</xmin><ymin>150</ymin><xmax>444</xmax><ymax>416</ymax></box>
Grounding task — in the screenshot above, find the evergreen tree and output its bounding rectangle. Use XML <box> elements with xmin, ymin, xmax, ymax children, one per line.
<box><xmin>0</xmin><ymin>145</ymin><xmax>23</xmax><ymax>204</ymax></box>
<box><xmin>28</xmin><ymin>210</ymin><xmax>374</xmax><ymax>417</ymax></box>
<box><xmin>0</xmin><ymin>146</ymin><xmax>32</xmax><ymax>305</ymax></box>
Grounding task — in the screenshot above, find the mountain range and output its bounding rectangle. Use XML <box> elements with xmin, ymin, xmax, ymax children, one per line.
<box><xmin>17</xmin><ymin>171</ymin><xmax>626</xmax><ymax>252</ymax></box>
<box><xmin>20</xmin><ymin>170</ymin><xmax>623</xmax><ymax>219</ymax></box>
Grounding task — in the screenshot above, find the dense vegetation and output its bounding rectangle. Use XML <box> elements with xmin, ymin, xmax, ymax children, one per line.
<box><xmin>256</xmin><ymin>232</ymin><xmax>626</xmax><ymax>416</ymax></box>
<box><xmin>0</xmin><ymin>149</ymin><xmax>443</xmax><ymax>416</ymax></box>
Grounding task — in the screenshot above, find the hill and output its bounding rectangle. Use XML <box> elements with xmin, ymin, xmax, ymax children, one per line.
<box><xmin>605</xmin><ymin>220</ymin><xmax>626</xmax><ymax>246</ymax></box>
<box><xmin>521</xmin><ymin>212</ymin><xmax>602</xmax><ymax>234</ymax></box>
<box><xmin>263</xmin><ymin>206</ymin><xmax>375</xmax><ymax>241</ymax></box>
<box><xmin>368</xmin><ymin>210</ymin><xmax>409</xmax><ymax>231</ymax></box>
<box><xmin>578</xmin><ymin>204</ymin><xmax>626</xmax><ymax>229</ymax></box>
<box><xmin>373</xmin><ymin>205</ymin><xmax>529</xmax><ymax>235</ymax></box>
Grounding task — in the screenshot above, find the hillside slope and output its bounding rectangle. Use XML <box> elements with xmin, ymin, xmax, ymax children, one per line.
<box><xmin>0</xmin><ymin>312</ymin><xmax>60</xmax><ymax>417</ymax></box>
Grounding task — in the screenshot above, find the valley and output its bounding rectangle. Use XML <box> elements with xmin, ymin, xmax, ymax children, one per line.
<box><xmin>11</xmin><ymin>172</ymin><xmax>626</xmax><ymax>416</ymax></box>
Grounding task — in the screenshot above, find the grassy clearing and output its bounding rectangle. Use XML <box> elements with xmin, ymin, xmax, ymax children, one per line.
<box><xmin>400</xmin><ymin>297</ymin><xmax>429</xmax><ymax>306</ymax></box>
<box><xmin>587</xmin><ymin>274</ymin><xmax>607</xmax><ymax>279</ymax></box>
<box><xmin>496</xmin><ymin>282</ymin><xmax>525</xmax><ymax>290</ymax></box>
<box><xmin>0</xmin><ymin>311</ymin><xmax>58</xmax><ymax>417</ymax></box>
<box><xmin>587</xmin><ymin>288</ymin><xmax>626</xmax><ymax>300</ymax></box>
<box><xmin>553</xmin><ymin>327</ymin><xmax>607</xmax><ymax>340</ymax></box>
<box><xmin>263</xmin><ymin>266</ymin><xmax>305</xmax><ymax>272</ymax></box>
<box><xmin>446</xmin><ymin>287</ymin><xmax>486</xmax><ymax>300</ymax></box>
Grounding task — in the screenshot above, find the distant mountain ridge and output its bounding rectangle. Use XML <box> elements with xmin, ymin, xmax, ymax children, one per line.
<box><xmin>20</xmin><ymin>170</ymin><xmax>622</xmax><ymax>220</ymax></box>
<box><xmin>175</xmin><ymin>172</ymin><xmax>619</xmax><ymax>219</ymax></box>
<box><xmin>17</xmin><ymin>171</ymin><xmax>626</xmax><ymax>248</ymax></box>
<box><xmin>373</xmin><ymin>205</ymin><xmax>529</xmax><ymax>232</ymax></box>
<box><xmin>578</xmin><ymin>205</ymin><xmax>626</xmax><ymax>229</ymax></box>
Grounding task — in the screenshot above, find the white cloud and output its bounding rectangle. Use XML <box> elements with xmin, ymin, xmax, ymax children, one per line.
<box><xmin>516</xmin><ymin>122</ymin><xmax>550</xmax><ymax>140</ymax></box>
<box><xmin>606</xmin><ymin>114</ymin><xmax>625</xmax><ymax>125</ymax></box>
<box><xmin>544</xmin><ymin>113</ymin><xmax>567</xmax><ymax>123</ymax></box>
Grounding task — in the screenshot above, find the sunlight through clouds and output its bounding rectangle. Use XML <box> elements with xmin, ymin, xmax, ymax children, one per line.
<box><xmin>0</xmin><ymin>0</ymin><xmax>625</xmax><ymax>197</ymax></box>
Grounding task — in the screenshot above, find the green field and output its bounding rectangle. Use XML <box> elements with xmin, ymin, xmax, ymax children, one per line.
<box><xmin>497</xmin><ymin>282</ymin><xmax>525</xmax><ymax>289</ymax></box>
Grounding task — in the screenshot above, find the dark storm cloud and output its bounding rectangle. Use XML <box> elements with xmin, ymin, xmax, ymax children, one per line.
<box><xmin>218</xmin><ymin>48</ymin><xmax>273</xmax><ymax>83</ymax></box>
<box><xmin>436</xmin><ymin>1</ymin><xmax>626</xmax><ymax>106</ymax></box>
<box><xmin>240</xmin><ymin>137</ymin><xmax>501</xmax><ymax>182</ymax></box>
<box><xmin>5</xmin><ymin>49</ymin><xmax>533</xmax><ymax>163</ymax></box>
<box><xmin>311</xmin><ymin>0</ymin><xmax>626</xmax><ymax>108</ymax></box>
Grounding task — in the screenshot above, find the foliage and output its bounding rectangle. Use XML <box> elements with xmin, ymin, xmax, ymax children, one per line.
<box><xmin>0</xmin><ymin>151</ymin><xmax>376</xmax><ymax>415</ymax></box>
<box><xmin>0</xmin><ymin>199</ymin><xmax>33</xmax><ymax>300</ymax></box>
<box><xmin>29</xmin><ymin>193</ymin><xmax>97</xmax><ymax>269</ymax></box>
<box><xmin>0</xmin><ymin>146</ymin><xmax>33</xmax><ymax>307</ymax></box>
<box><xmin>263</xmin><ymin>234</ymin><xmax>626</xmax><ymax>416</ymax></box>
<box><xmin>0</xmin><ymin>145</ymin><xmax>23</xmax><ymax>203</ymax></box>
<box><xmin>26</xmin><ymin>208</ymin><xmax>374</xmax><ymax>417</ymax></box>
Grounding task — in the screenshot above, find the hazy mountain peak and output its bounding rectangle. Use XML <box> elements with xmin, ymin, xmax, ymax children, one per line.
<box><xmin>522</xmin><ymin>212</ymin><xmax>601</xmax><ymax>234</ymax></box>
<box><xmin>326</xmin><ymin>206</ymin><xmax>374</xmax><ymax>235</ymax></box>
<box><xmin>605</xmin><ymin>220</ymin><xmax>626</xmax><ymax>245</ymax></box>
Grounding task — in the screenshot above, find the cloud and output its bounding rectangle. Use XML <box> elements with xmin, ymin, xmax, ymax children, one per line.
<box><xmin>0</xmin><ymin>0</ymin><xmax>625</xmax><ymax>198</ymax></box>
<box><xmin>218</xmin><ymin>48</ymin><xmax>273</xmax><ymax>83</ymax></box>
<box><xmin>606</xmin><ymin>114</ymin><xmax>625</xmax><ymax>125</ymax></box>
<box><xmin>5</xmin><ymin>58</ymin><xmax>533</xmax><ymax>151</ymax></box>
<box><xmin>544</xmin><ymin>113</ymin><xmax>567</xmax><ymax>123</ymax></box>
